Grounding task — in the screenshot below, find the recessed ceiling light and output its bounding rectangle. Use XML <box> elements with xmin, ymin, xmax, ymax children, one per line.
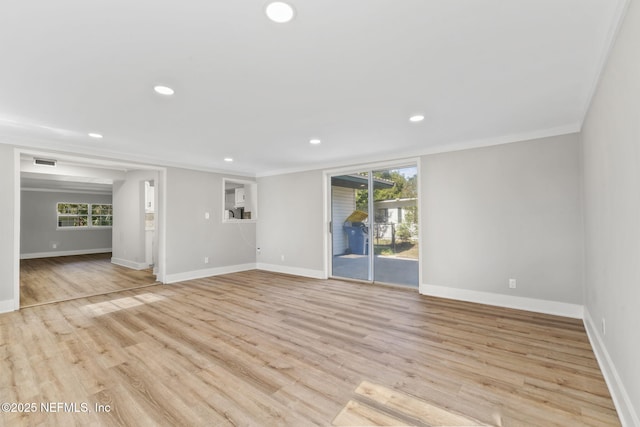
<box><xmin>88</xmin><ymin>133</ymin><xmax>103</xmax><ymax>139</ymax></box>
<box><xmin>309</xmin><ymin>139</ymin><xmax>321</xmax><ymax>145</ymax></box>
<box><xmin>224</xmin><ymin>157</ymin><xmax>234</xmax><ymax>162</ymax></box>
<box><xmin>409</xmin><ymin>114</ymin><xmax>425</xmax><ymax>122</ymax></box>
<box><xmin>154</xmin><ymin>85</ymin><xmax>175</xmax><ymax>96</ymax></box>
<box><xmin>265</xmin><ymin>2</ymin><xmax>295</xmax><ymax>23</ymax></box>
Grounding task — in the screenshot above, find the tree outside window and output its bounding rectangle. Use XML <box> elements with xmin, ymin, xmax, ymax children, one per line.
<box><xmin>57</xmin><ymin>203</ymin><xmax>112</xmax><ymax>228</ymax></box>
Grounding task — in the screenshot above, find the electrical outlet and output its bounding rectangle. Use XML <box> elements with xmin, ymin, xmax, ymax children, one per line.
<box><xmin>281</xmin><ymin>254</ymin><xmax>285</xmax><ymax>261</ymax></box>
<box><xmin>204</xmin><ymin>212</ymin><xmax>210</xmax><ymax>220</ymax></box>
<box><xmin>602</xmin><ymin>318</ymin><xmax>606</xmax><ymax>336</ymax></box>
<box><xmin>204</xmin><ymin>256</ymin><xmax>209</xmax><ymax>264</ymax></box>
<box><xmin>508</xmin><ymin>278</ymin><xmax>517</xmax><ymax>289</ymax></box>
<box><xmin>256</xmin><ymin>247</ymin><xmax>261</xmax><ymax>254</ymax></box>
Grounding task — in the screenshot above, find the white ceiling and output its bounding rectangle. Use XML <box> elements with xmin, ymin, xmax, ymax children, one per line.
<box><xmin>0</xmin><ymin>0</ymin><xmax>627</xmax><ymax>176</ymax></box>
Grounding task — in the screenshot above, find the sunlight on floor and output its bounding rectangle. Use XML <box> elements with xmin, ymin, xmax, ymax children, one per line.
<box><xmin>80</xmin><ymin>293</ymin><xmax>166</xmax><ymax>316</ymax></box>
<box><xmin>333</xmin><ymin>381</ymin><xmax>488</xmax><ymax>426</ymax></box>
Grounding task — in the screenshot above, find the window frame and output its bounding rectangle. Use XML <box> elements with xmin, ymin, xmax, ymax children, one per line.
<box><xmin>56</xmin><ymin>202</ymin><xmax>113</xmax><ymax>230</ymax></box>
<box><xmin>222</xmin><ymin>178</ymin><xmax>258</xmax><ymax>223</ymax></box>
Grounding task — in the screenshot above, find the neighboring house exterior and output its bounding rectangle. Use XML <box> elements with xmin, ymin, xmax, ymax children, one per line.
<box><xmin>374</xmin><ymin>197</ymin><xmax>417</xmax><ymax>241</ymax></box>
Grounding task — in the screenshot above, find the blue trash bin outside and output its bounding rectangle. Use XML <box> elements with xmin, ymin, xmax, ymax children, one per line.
<box><xmin>343</xmin><ymin>222</ymin><xmax>368</xmax><ymax>255</ymax></box>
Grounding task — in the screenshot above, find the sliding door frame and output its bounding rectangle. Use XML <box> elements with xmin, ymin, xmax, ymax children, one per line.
<box><xmin>324</xmin><ymin>158</ymin><xmax>422</xmax><ymax>286</ymax></box>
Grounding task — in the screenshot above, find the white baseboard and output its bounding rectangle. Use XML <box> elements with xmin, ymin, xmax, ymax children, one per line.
<box><xmin>419</xmin><ymin>283</ymin><xmax>584</xmax><ymax>319</ymax></box>
<box><xmin>256</xmin><ymin>263</ymin><xmax>327</xmax><ymax>280</ymax></box>
<box><xmin>584</xmin><ymin>309</ymin><xmax>639</xmax><ymax>427</ymax></box>
<box><xmin>111</xmin><ymin>257</ymin><xmax>151</xmax><ymax>271</ymax></box>
<box><xmin>20</xmin><ymin>248</ymin><xmax>112</xmax><ymax>260</ymax></box>
<box><xmin>0</xmin><ymin>299</ymin><xmax>17</xmax><ymax>314</ymax></box>
<box><xmin>164</xmin><ymin>263</ymin><xmax>257</xmax><ymax>284</ymax></box>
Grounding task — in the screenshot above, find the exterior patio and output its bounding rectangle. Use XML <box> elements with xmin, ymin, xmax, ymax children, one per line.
<box><xmin>332</xmin><ymin>254</ymin><xmax>419</xmax><ymax>287</ymax></box>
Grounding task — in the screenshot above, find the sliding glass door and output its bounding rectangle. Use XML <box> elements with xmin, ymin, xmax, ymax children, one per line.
<box><xmin>330</xmin><ymin>172</ymin><xmax>371</xmax><ymax>281</ymax></box>
<box><xmin>371</xmin><ymin>166</ymin><xmax>419</xmax><ymax>286</ymax></box>
<box><xmin>330</xmin><ymin>165</ymin><xmax>419</xmax><ymax>287</ymax></box>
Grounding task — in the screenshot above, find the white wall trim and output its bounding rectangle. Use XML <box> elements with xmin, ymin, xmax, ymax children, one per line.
<box><xmin>164</xmin><ymin>263</ymin><xmax>257</xmax><ymax>284</ymax></box>
<box><xmin>155</xmin><ymin>167</ymin><xmax>168</xmax><ymax>283</ymax></box>
<box><xmin>21</xmin><ymin>248</ymin><xmax>112</xmax><ymax>260</ymax></box>
<box><xmin>322</xmin><ymin>170</ymin><xmax>329</xmax><ymax>282</ymax></box>
<box><xmin>416</xmin><ymin>160</ymin><xmax>423</xmax><ymax>289</ymax></box>
<box><xmin>13</xmin><ymin>149</ymin><xmax>21</xmax><ymax>311</ymax></box>
<box><xmin>0</xmin><ymin>299</ymin><xmax>16</xmax><ymax>314</ymax></box>
<box><xmin>21</xmin><ymin>187</ymin><xmax>112</xmax><ymax>195</ymax></box>
<box><xmin>420</xmin><ymin>283</ymin><xmax>584</xmax><ymax>319</ymax></box>
<box><xmin>257</xmin><ymin>263</ymin><xmax>327</xmax><ymax>280</ymax></box>
<box><xmin>584</xmin><ymin>309</ymin><xmax>639</xmax><ymax>427</ymax></box>
<box><xmin>111</xmin><ymin>257</ymin><xmax>151</xmax><ymax>271</ymax></box>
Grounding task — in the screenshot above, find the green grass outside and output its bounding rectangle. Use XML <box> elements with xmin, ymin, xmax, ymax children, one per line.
<box><xmin>373</xmin><ymin>241</ymin><xmax>419</xmax><ymax>259</ymax></box>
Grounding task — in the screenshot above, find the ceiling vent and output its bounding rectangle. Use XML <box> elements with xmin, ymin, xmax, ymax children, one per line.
<box><xmin>33</xmin><ymin>158</ymin><xmax>57</xmax><ymax>167</ymax></box>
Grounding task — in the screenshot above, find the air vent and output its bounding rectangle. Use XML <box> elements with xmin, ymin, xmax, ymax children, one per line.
<box><xmin>33</xmin><ymin>158</ymin><xmax>57</xmax><ymax>167</ymax></box>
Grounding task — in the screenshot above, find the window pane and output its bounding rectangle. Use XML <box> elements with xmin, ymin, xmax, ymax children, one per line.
<box><xmin>91</xmin><ymin>215</ymin><xmax>113</xmax><ymax>226</ymax></box>
<box><xmin>91</xmin><ymin>204</ymin><xmax>112</xmax><ymax>215</ymax></box>
<box><xmin>58</xmin><ymin>203</ymin><xmax>78</xmax><ymax>214</ymax></box>
<box><xmin>58</xmin><ymin>216</ymin><xmax>76</xmax><ymax>227</ymax></box>
<box><xmin>92</xmin><ymin>216</ymin><xmax>110</xmax><ymax>226</ymax></box>
<box><xmin>58</xmin><ymin>215</ymin><xmax>89</xmax><ymax>227</ymax></box>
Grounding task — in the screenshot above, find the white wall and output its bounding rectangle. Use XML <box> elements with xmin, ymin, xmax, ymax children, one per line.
<box><xmin>164</xmin><ymin>167</ymin><xmax>257</xmax><ymax>282</ymax></box>
<box><xmin>20</xmin><ymin>191</ymin><xmax>112</xmax><ymax>257</ymax></box>
<box><xmin>257</xmin><ymin>170</ymin><xmax>326</xmax><ymax>278</ymax></box>
<box><xmin>0</xmin><ymin>145</ymin><xmax>16</xmax><ymax>311</ymax></box>
<box><xmin>112</xmin><ymin>170</ymin><xmax>158</xmax><ymax>269</ymax></box>
<box><xmin>580</xmin><ymin>0</ymin><xmax>640</xmax><ymax>424</ymax></box>
<box><xmin>420</xmin><ymin>134</ymin><xmax>584</xmax><ymax>316</ymax></box>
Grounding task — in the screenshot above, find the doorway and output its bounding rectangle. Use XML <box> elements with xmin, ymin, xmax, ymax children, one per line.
<box><xmin>16</xmin><ymin>149</ymin><xmax>166</xmax><ymax>308</ymax></box>
<box><xmin>329</xmin><ymin>164</ymin><xmax>419</xmax><ymax>287</ymax></box>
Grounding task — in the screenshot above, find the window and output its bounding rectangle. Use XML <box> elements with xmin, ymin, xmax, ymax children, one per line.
<box><xmin>91</xmin><ymin>204</ymin><xmax>113</xmax><ymax>226</ymax></box>
<box><xmin>57</xmin><ymin>203</ymin><xmax>113</xmax><ymax>229</ymax></box>
<box><xmin>222</xmin><ymin>178</ymin><xmax>258</xmax><ymax>222</ymax></box>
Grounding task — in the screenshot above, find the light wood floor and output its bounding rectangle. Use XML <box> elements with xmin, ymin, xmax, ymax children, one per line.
<box><xmin>20</xmin><ymin>253</ymin><xmax>159</xmax><ymax>307</ymax></box>
<box><xmin>1</xmin><ymin>271</ymin><xmax>619</xmax><ymax>426</ymax></box>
